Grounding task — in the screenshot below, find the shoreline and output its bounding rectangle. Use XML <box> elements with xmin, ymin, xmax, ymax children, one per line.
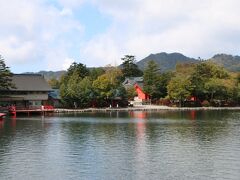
<box><xmin>54</xmin><ymin>105</ymin><xmax>240</xmax><ymax>113</ymax></box>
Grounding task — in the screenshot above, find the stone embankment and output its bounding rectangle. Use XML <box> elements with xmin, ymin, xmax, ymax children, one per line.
<box><xmin>54</xmin><ymin>105</ymin><xmax>240</xmax><ymax>113</ymax></box>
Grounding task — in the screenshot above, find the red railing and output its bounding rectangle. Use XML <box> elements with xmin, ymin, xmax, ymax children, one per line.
<box><xmin>43</xmin><ymin>105</ymin><xmax>54</xmax><ymax>110</ymax></box>
<box><xmin>0</xmin><ymin>107</ymin><xmax>9</xmax><ymax>111</ymax></box>
<box><xmin>1</xmin><ymin>105</ymin><xmax>54</xmax><ymax>111</ymax></box>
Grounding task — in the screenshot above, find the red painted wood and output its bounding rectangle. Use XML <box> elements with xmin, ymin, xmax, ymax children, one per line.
<box><xmin>0</xmin><ymin>113</ymin><xmax>6</xmax><ymax>118</ymax></box>
<box><xmin>134</xmin><ymin>84</ymin><xmax>150</xmax><ymax>100</ymax></box>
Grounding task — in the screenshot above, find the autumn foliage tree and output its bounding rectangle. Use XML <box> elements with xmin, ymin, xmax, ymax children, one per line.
<box><xmin>92</xmin><ymin>67</ymin><xmax>126</xmax><ymax>103</ymax></box>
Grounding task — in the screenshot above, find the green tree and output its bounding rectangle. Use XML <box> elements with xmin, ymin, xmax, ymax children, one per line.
<box><xmin>126</xmin><ymin>86</ymin><xmax>137</xmax><ymax>100</ymax></box>
<box><xmin>93</xmin><ymin>68</ymin><xmax>123</xmax><ymax>98</ymax></box>
<box><xmin>89</xmin><ymin>67</ymin><xmax>105</xmax><ymax>80</ymax></box>
<box><xmin>158</xmin><ymin>72</ymin><xmax>173</xmax><ymax>98</ymax></box>
<box><xmin>121</xmin><ymin>55</ymin><xmax>143</xmax><ymax>78</ymax></box>
<box><xmin>236</xmin><ymin>72</ymin><xmax>240</xmax><ymax>83</ymax></box>
<box><xmin>59</xmin><ymin>62</ymin><xmax>91</xmax><ymax>107</ymax></box>
<box><xmin>77</xmin><ymin>77</ymin><xmax>95</xmax><ymax>107</ymax></box>
<box><xmin>143</xmin><ymin>60</ymin><xmax>162</xmax><ymax>100</ymax></box>
<box><xmin>48</xmin><ymin>78</ymin><xmax>60</xmax><ymax>89</ymax></box>
<box><xmin>60</xmin><ymin>70</ymin><xmax>95</xmax><ymax>108</ymax></box>
<box><xmin>0</xmin><ymin>55</ymin><xmax>14</xmax><ymax>90</ymax></box>
<box><xmin>234</xmin><ymin>83</ymin><xmax>240</xmax><ymax>105</ymax></box>
<box><xmin>167</xmin><ymin>75</ymin><xmax>193</xmax><ymax>107</ymax></box>
<box><xmin>60</xmin><ymin>70</ymin><xmax>81</xmax><ymax>107</ymax></box>
<box><xmin>67</xmin><ymin>62</ymin><xmax>89</xmax><ymax>79</ymax></box>
<box><xmin>167</xmin><ymin>63</ymin><xmax>196</xmax><ymax>107</ymax></box>
<box><xmin>222</xmin><ymin>78</ymin><xmax>235</xmax><ymax>99</ymax></box>
<box><xmin>191</xmin><ymin>62</ymin><xmax>230</xmax><ymax>101</ymax></box>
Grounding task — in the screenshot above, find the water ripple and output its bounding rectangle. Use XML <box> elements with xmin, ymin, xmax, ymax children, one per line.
<box><xmin>0</xmin><ymin>111</ymin><xmax>240</xmax><ymax>180</ymax></box>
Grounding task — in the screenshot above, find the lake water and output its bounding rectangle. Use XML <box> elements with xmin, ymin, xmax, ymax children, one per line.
<box><xmin>0</xmin><ymin>110</ymin><xmax>240</xmax><ymax>180</ymax></box>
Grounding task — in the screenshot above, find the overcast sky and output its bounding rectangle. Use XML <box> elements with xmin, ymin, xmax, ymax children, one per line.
<box><xmin>0</xmin><ymin>0</ymin><xmax>240</xmax><ymax>73</ymax></box>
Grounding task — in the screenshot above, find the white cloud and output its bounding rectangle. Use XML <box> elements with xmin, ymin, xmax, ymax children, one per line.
<box><xmin>81</xmin><ymin>33</ymin><xmax>122</xmax><ymax>67</ymax></box>
<box><xmin>0</xmin><ymin>0</ymin><xmax>83</xmax><ymax>71</ymax></box>
<box><xmin>82</xmin><ymin>0</ymin><xmax>240</xmax><ymax>64</ymax></box>
<box><xmin>60</xmin><ymin>8</ymin><xmax>73</xmax><ymax>16</ymax></box>
<box><xmin>0</xmin><ymin>36</ymin><xmax>35</xmax><ymax>63</ymax></box>
<box><xmin>1</xmin><ymin>0</ymin><xmax>240</xmax><ymax>72</ymax></box>
<box><xmin>62</xmin><ymin>58</ymin><xmax>75</xmax><ymax>70</ymax></box>
<box><xmin>58</xmin><ymin>0</ymin><xmax>85</xmax><ymax>9</ymax></box>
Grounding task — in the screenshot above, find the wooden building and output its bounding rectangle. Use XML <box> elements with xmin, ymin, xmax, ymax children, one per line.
<box><xmin>0</xmin><ymin>74</ymin><xmax>52</xmax><ymax>108</ymax></box>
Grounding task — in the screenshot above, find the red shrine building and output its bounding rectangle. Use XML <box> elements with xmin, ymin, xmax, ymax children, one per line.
<box><xmin>134</xmin><ymin>83</ymin><xmax>150</xmax><ymax>100</ymax></box>
<box><xmin>122</xmin><ymin>77</ymin><xmax>150</xmax><ymax>105</ymax></box>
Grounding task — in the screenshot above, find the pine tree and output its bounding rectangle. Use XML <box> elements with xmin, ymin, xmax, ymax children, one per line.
<box><xmin>121</xmin><ymin>55</ymin><xmax>143</xmax><ymax>78</ymax></box>
<box><xmin>0</xmin><ymin>55</ymin><xmax>14</xmax><ymax>90</ymax></box>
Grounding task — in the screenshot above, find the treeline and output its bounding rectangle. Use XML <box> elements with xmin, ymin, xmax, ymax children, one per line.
<box><xmin>143</xmin><ymin>60</ymin><xmax>240</xmax><ymax>107</ymax></box>
<box><xmin>167</xmin><ymin>62</ymin><xmax>240</xmax><ymax>107</ymax></box>
<box><xmin>48</xmin><ymin>55</ymin><xmax>240</xmax><ymax>108</ymax></box>
<box><xmin>2</xmin><ymin>53</ymin><xmax>240</xmax><ymax>108</ymax></box>
<box><xmin>49</xmin><ymin>55</ymin><xmax>145</xmax><ymax>108</ymax></box>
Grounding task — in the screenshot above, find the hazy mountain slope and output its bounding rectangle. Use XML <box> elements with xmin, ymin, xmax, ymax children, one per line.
<box><xmin>136</xmin><ymin>52</ymin><xmax>197</xmax><ymax>71</ymax></box>
<box><xmin>208</xmin><ymin>54</ymin><xmax>240</xmax><ymax>72</ymax></box>
<box><xmin>24</xmin><ymin>70</ymin><xmax>66</xmax><ymax>80</ymax></box>
<box><xmin>23</xmin><ymin>53</ymin><xmax>240</xmax><ymax>78</ymax></box>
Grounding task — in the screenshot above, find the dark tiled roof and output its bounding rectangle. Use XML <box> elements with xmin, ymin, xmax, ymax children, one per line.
<box><xmin>49</xmin><ymin>89</ymin><xmax>61</xmax><ymax>99</ymax></box>
<box><xmin>122</xmin><ymin>77</ymin><xmax>143</xmax><ymax>86</ymax></box>
<box><xmin>135</xmin><ymin>82</ymin><xmax>143</xmax><ymax>89</ymax></box>
<box><xmin>9</xmin><ymin>74</ymin><xmax>52</xmax><ymax>91</ymax></box>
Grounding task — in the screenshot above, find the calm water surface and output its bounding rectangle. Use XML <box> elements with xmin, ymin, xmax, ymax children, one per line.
<box><xmin>0</xmin><ymin>110</ymin><xmax>240</xmax><ymax>180</ymax></box>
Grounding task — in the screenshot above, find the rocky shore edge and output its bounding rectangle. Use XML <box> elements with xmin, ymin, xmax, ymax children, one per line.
<box><xmin>54</xmin><ymin>105</ymin><xmax>240</xmax><ymax>113</ymax></box>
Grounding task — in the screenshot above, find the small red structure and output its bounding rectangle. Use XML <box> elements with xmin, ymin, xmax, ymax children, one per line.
<box><xmin>122</xmin><ymin>77</ymin><xmax>150</xmax><ymax>105</ymax></box>
<box><xmin>190</xmin><ymin>96</ymin><xmax>197</xmax><ymax>101</ymax></box>
<box><xmin>0</xmin><ymin>113</ymin><xmax>6</xmax><ymax>120</ymax></box>
<box><xmin>0</xmin><ymin>113</ymin><xmax>6</xmax><ymax>117</ymax></box>
<box><xmin>134</xmin><ymin>84</ymin><xmax>150</xmax><ymax>100</ymax></box>
<box><xmin>8</xmin><ymin>105</ymin><xmax>16</xmax><ymax>116</ymax></box>
<box><xmin>42</xmin><ymin>105</ymin><xmax>54</xmax><ymax>110</ymax></box>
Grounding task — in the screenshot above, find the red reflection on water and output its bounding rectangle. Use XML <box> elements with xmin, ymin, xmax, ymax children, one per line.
<box><xmin>11</xmin><ymin>114</ymin><xmax>17</xmax><ymax>119</ymax></box>
<box><xmin>137</xmin><ymin>121</ymin><xmax>146</xmax><ymax>140</ymax></box>
<box><xmin>190</xmin><ymin>110</ymin><xmax>196</xmax><ymax>120</ymax></box>
<box><xmin>130</xmin><ymin>111</ymin><xmax>148</xmax><ymax>119</ymax></box>
<box><xmin>134</xmin><ymin>111</ymin><xmax>147</xmax><ymax>170</ymax></box>
<box><xmin>130</xmin><ymin>111</ymin><xmax>147</xmax><ymax>140</ymax></box>
<box><xmin>0</xmin><ymin>119</ymin><xmax>4</xmax><ymax>129</ymax></box>
<box><xmin>11</xmin><ymin>118</ymin><xmax>17</xmax><ymax>127</ymax></box>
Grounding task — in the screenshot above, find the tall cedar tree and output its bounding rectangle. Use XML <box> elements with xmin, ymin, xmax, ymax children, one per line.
<box><xmin>60</xmin><ymin>62</ymin><xmax>90</xmax><ymax>107</ymax></box>
<box><xmin>67</xmin><ymin>62</ymin><xmax>89</xmax><ymax>79</ymax></box>
<box><xmin>143</xmin><ymin>60</ymin><xmax>162</xmax><ymax>99</ymax></box>
<box><xmin>0</xmin><ymin>55</ymin><xmax>14</xmax><ymax>90</ymax></box>
<box><xmin>121</xmin><ymin>55</ymin><xmax>143</xmax><ymax>78</ymax></box>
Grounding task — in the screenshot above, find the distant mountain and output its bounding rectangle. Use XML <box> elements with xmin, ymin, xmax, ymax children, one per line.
<box><xmin>24</xmin><ymin>67</ymin><xmax>106</xmax><ymax>81</ymax></box>
<box><xmin>24</xmin><ymin>53</ymin><xmax>240</xmax><ymax>79</ymax></box>
<box><xmin>137</xmin><ymin>52</ymin><xmax>240</xmax><ymax>72</ymax></box>
<box><xmin>136</xmin><ymin>52</ymin><xmax>197</xmax><ymax>71</ymax></box>
<box><xmin>39</xmin><ymin>71</ymin><xmax>66</xmax><ymax>80</ymax></box>
<box><xmin>24</xmin><ymin>70</ymin><xmax>66</xmax><ymax>81</ymax></box>
<box><xmin>208</xmin><ymin>54</ymin><xmax>240</xmax><ymax>72</ymax></box>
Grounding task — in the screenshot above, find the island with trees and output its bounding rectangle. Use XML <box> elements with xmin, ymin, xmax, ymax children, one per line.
<box><xmin>1</xmin><ymin>53</ymin><xmax>240</xmax><ymax>109</ymax></box>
